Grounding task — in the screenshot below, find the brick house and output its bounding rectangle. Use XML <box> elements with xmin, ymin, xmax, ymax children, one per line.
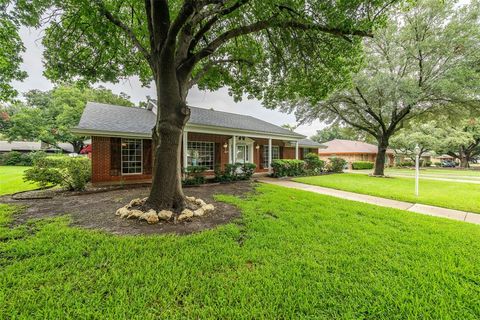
<box><xmin>318</xmin><ymin>139</ymin><xmax>395</xmax><ymax>168</ymax></box>
<box><xmin>72</xmin><ymin>102</ymin><xmax>323</xmax><ymax>185</ymax></box>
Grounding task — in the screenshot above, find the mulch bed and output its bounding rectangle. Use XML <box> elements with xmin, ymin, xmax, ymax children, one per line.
<box><xmin>0</xmin><ymin>181</ymin><xmax>255</xmax><ymax>236</ymax></box>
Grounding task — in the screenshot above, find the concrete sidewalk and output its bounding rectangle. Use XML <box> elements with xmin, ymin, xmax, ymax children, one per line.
<box><xmin>258</xmin><ymin>178</ymin><xmax>480</xmax><ymax>225</ymax></box>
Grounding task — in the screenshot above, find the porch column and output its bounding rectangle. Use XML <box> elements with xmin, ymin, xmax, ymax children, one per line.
<box><xmin>295</xmin><ymin>141</ymin><xmax>299</xmax><ymax>160</ymax></box>
<box><xmin>268</xmin><ymin>138</ymin><xmax>272</xmax><ymax>174</ymax></box>
<box><xmin>182</xmin><ymin>130</ymin><xmax>188</xmax><ymax>171</ymax></box>
<box><xmin>231</xmin><ymin>135</ymin><xmax>236</xmax><ymax>164</ymax></box>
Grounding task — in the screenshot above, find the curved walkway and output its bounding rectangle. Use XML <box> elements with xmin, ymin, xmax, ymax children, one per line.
<box><xmin>258</xmin><ymin>178</ymin><xmax>480</xmax><ymax>225</ymax></box>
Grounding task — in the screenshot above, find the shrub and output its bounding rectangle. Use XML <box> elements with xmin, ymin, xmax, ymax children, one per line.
<box><xmin>271</xmin><ymin>159</ymin><xmax>306</xmax><ymax>177</ymax></box>
<box><xmin>214</xmin><ymin>162</ymin><xmax>256</xmax><ymax>182</ymax></box>
<box><xmin>434</xmin><ymin>162</ymin><xmax>442</xmax><ymax>167</ymax></box>
<box><xmin>327</xmin><ymin>157</ymin><xmax>347</xmax><ymax>173</ymax></box>
<box><xmin>182</xmin><ymin>165</ymin><xmax>207</xmax><ymax>186</ymax></box>
<box><xmin>0</xmin><ymin>151</ymin><xmax>47</xmax><ymax>166</ymax></box>
<box><xmin>352</xmin><ymin>161</ymin><xmax>374</xmax><ymax>170</ymax></box>
<box><xmin>425</xmin><ymin>161</ymin><xmax>432</xmax><ymax>167</ymax></box>
<box><xmin>24</xmin><ymin>155</ymin><xmax>91</xmax><ymax>191</ymax></box>
<box><xmin>398</xmin><ymin>161</ymin><xmax>414</xmax><ymax>167</ymax></box>
<box><xmin>304</xmin><ymin>153</ymin><xmax>325</xmax><ymax>175</ymax></box>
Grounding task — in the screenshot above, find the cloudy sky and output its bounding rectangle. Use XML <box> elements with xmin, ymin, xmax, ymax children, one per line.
<box><xmin>13</xmin><ymin>27</ymin><xmax>324</xmax><ymax>138</ymax></box>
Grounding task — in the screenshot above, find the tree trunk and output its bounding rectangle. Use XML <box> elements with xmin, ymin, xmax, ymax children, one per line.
<box><xmin>144</xmin><ymin>73</ymin><xmax>190</xmax><ymax>213</ymax></box>
<box><xmin>373</xmin><ymin>136</ymin><xmax>389</xmax><ymax>176</ymax></box>
<box><xmin>460</xmin><ymin>156</ymin><xmax>470</xmax><ymax>168</ymax></box>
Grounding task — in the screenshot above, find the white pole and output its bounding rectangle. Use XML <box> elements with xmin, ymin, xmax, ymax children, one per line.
<box><xmin>232</xmin><ymin>135</ymin><xmax>236</xmax><ymax>164</ymax></box>
<box><xmin>295</xmin><ymin>141</ymin><xmax>299</xmax><ymax>160</ymax></box>
<box><xmin>268</xmin><ymin>138</ymin><xmax>272</xmax><ymax>174</ymax></box>
<box><xmin>182</xmin><ymin>131</ymin><xmax>188</xmax><ymax>174</ymax></box>
<box><xmin>415</xmin><ymin>153</ymin><xmax>419</xmax><ymax>197</ymax></box>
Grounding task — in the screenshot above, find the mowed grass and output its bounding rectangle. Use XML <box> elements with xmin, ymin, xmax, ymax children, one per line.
<box><xmin>1</xmin><ymin>184</ymin><xmax>480</xmax><ymax>319</ymax></box>
<box><xmin>0</xmin><ymin>166</ymin><xmax>38</xmax><ymax>196</ymax></box>
<box><xmin>355</xmin><ymin>168</ymin><xmax>480</xmax><ymax>181</ymax></box>
<box><xmin>295</xmin><ymin>173</ymin><xmax>480</xmax><ymax>213</ymax></box>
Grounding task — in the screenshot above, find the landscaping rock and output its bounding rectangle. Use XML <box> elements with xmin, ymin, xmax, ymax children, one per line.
<box><xmin>115</xmin><ymin>206</ymin><xmax>129</xmax><ymax>216</ymax></box>
<box><xmin>202</xmin><ymin>204</ymin><xmax>215</xmax><ymax>213</ymax></box>
<box><xmin>145</xmin><ymin>210</ymin><xmax>159</xmax><ymax>224</ymax></box>
<box><xmin>193</xmin><ymin>208</ymin><xmax>205</xmax><ymax>217</ymax></box>
<box><xmin>195</xmin><ymin>198</ymin><xmax>206</xmax><ymax>206</ymax></box>
<box><xmin>178</xmin><ymin>209</ymin><xmax>194</xmax><ymax>221</ymax></box>
<box><xmin>158</xmin><ymin>210</ymin><xmax>173</xmax><ymax>221</ymax></box>
<box><xmin>185</xmin><ymin>196</ymin><xmax>196</xmax><ymax>202</ymax></box>
<box><xmin>129</xmin><ymin>198</ymin><xmax>144</xmax><ymax>208</ymax></box>
<box><xmin>127</xmin><ymin>209</ymin><xmax>144</xmax><ymax>219</ymax></box>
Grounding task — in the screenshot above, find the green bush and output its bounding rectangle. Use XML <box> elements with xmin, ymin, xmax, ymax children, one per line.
<box><xmin>24</xmin><ymin>155</ymin><xmax>91</xmax><ymax>191</ymax></box>
<box><xmin>271</xmin><ymin>159</ymin><xmax>306</xmax><ymax>177</ymax></box>
<box><xmin>425</xmin><ymin>161</ymin><xmax>432</xmax><ymax>167</ymax></box>
<box><xmin>214</xmin><ymin>162</ymin><xmax>256</xmax><ymax>182</ymax></box>
<box><xmin>0</xmin><ymin>151</ymin><xmax>47</xmax><ymax>166</ymax></box>
<box><xmin>398</xmin><ymin>161</ymin><xmax>414</xmax><ymax>167</ymax></box>
<box><xmin>304</xmin><ymin>153</ymin><xmax>325</xmax><ymax>175</ymax></box>
<box><xmin>182</xmin><ymin>165</ymin><xmax>207</xmax><ymax>186</ymax></box>
<box><xmin>434</xmin><ymin>162</ymin><xmax>442</xmax><ymax>167</ymax></box>
<box><xmin>327</xmin><ymin>157</ymin><xmax>347</xmax><ymax>173</ymax></box>
<box><xmin>352</xmin><ymin>161</ymin><xmax>374</xmax><ymax>170</ymax></box>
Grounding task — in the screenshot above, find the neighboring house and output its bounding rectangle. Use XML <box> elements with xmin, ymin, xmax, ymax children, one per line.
<box><xmin>394</xmin><ymin>151</ymin><xmax>434</xmax><ymax>165</ymax></box>
<box><xmin>0</xmin><ymin>141</ymin><xmax>74</xmax><ymax>154</ymax></box>
<box><xmin>72</xmin><ymin>102</ymin><xmax>323</xmax><ymax>185</ymax></box>
<box><xmin>318</xmin><ymin>139</ymin><xmax>394</xmax><ymax>167</ymax></box>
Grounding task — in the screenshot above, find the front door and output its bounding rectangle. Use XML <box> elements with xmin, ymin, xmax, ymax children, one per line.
<box><xmin>236</xmin><ymin>145</ymin><xmax>249</xmax><ymax>163</ymax></box>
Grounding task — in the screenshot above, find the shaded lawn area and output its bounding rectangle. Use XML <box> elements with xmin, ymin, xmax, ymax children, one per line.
<box><xmin>295</xmin><ymin>173</ymin><xmax>480</xmax><ymax>213</ymax></box>
<box><xmin>0</xmin><ymin>166</ymin><xmax>38</xmax><ymax>196</ymax></box>
<box><xmin>1</xmin><ymin>184</ymin><xmax>480</xmax><ymax>318</ymax></box>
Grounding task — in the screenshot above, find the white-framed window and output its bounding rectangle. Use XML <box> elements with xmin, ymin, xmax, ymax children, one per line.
<box><xmin>262</xmin><ymin>145</ymin><xmax>280</xmax><ymax>168</ymax></box>
<box><xmin>187</xmin><ymin>141</ymin><xmax>215</xmax><ymax>170</ymax></box>
<box><xmin>121</xmin><ymin>138</ymin><xmax>143</xmax><ymax>175</ymax></box>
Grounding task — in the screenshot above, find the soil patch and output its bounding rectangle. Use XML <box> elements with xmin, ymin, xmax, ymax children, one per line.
<box><xmin>0</xmin><ymin>181</ymin><xmax>255</xmax><ymax>235</ymax></box>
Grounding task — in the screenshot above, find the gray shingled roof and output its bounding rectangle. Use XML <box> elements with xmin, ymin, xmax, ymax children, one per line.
<box><xmin>75</xmin><ymin>102</ymin><xmax>305</xmax><ymax>138</ymax></box>
<box><xmin>297</xmin><ymin>138</ymin><xmax>324</xmax><ymax>148</ymax></box>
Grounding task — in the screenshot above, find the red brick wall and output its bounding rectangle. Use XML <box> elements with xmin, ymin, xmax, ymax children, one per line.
<box><xmin>91</xmin><ymin>134</ymin><xmax>305</xmax><ymax>184</ymax></box>
<box><xmin>91</xmin><ymin>136</ymin><xmax>152</xmax><ymax>184</ymax></box>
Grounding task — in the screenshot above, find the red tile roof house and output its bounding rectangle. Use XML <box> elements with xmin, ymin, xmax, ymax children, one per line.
<box><xmin>318</xmin><ymin>139</ymin><xmax>395</xmax><ymax>169</ymax></box>
<box><xmin>72</xmin><ymin>102</ymin><xmax>323</xmax><ymax>185</ymax></box>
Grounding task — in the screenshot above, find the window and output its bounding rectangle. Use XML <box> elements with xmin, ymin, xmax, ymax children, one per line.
<box><xmin>262</xmin><ymin>145</ymin><xmax>280</xmax><ymax>168</ymax></box>
<box><xmin>302</xmin><ymin>148</ymin><xmax>310</xmax><ymax>158</ymax></box>
<box><xmin>121</xmin><ymin>139</ymin><xmax>142</xmax><ymax>174</ymax></box>
<box><xmin>187</xmin><ymin>141</ymin><xmax>215</xmax><ymax>170</ymax></box>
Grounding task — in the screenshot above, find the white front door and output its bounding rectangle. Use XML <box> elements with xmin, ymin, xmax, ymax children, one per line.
<box><xmin>236</xmin><ymin>145</ymin><xmax>248</xmax><ymax>163</ymax></box>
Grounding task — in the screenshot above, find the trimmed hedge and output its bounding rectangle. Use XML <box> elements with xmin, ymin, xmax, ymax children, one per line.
<box><xmin>182</xmin><ymin>165</ymin><xmax>207</xmax><ymax>186</ymax></box>
<box><xmin>304</xmin><ymin>153</ymin><xmax>325</xmax><ymax>175</ymax></box>
<box><xmin>24</xmin><ymin>155</ymin><xmax>91</xmax><ymax>191</ymax></box>
<box><xmin>214</xmin><ymin>162</ymin><xmax>256</xmax><ymax>182</ymax></box>
<box><xmin>352</xmin><ymin>161</ymin><xmax>374</xmax><ymax>170</ymax></box>
<box><xmin>271</xmin><ymin>159</ymin><xmax>306</xmax><ymax>177</ymax></box>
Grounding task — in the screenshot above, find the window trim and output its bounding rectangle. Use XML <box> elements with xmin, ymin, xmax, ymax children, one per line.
<box><xmin>187</xmin><ymin>141</ymin><xmax>215</xmax><ymax>171</ymax></box>
<box><xmin>262</xmin><ymin>145</ymin><xmax>280</xmax><ymax>168</ymax></box>
<box><xmin>121</xmin><ymin>138</ymin><xmax>143</xmax><ymax>175</ymax></box>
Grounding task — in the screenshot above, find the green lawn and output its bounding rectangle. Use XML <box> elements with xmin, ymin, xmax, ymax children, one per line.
<box><xmin>295</xmin><ymin>173</ymin><xmax>480</xmax><ymax>213</ymax></box>
<box><xmin>0</xmin><ymin>166</ymin><xmax>39</xmax><ymax>196</ymax></box>
<box><xmin>354</xmin><ymin>168</ymin><xmax>480</xmax><ymax>181</ymax></box>
<box><xmin>1</xmin><ymin>184</ymin><xmax>480</xmax><ymax>318</ymax></box>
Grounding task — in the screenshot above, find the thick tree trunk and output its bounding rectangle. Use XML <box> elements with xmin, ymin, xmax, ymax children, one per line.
<box><xmin>373</xmin><ymin>136</ymin><xmax>389</xmax><ymax>176</ymax></box>
<box><xmin>144</xmin><ymin>75</ymin><xmax>190</xmax><ymax>213</ymax></box>
<box><xmin>460</xmin><ymin>156</ymin><xmax>470</xmax><ymax>168</ymax></box>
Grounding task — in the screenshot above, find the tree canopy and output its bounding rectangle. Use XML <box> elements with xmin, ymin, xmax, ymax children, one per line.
<box><xmin>3</xmin><ymin>85</ymin><xmax>134</xmax><ymax>152</ymax></box>
<box><xmin>282</xmin><ymin>0</ymin><xmax>480</xmax><ymax>175</ymax></box>
<box><xmin>310</xmin><ymin>123</ymin><xmax>375</xmax><ymax>144</ymax></box>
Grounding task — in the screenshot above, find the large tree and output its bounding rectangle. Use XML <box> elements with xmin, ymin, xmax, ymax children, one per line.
<box><xmin>4</xmin><ymin>85</ymin><xmax>134</xmax><ymax>152</ymax></box>
<box><xmin>283</xmin><ymin>0</ymin><xmax>480</xmax><ymax>176</ymax></box>
<box><xmin>7</xmin><ymin>0</ymin><xmax>395</xmax><ymax>212</ymax></box>
<box><xmin>390</xmin><ymin>120</ymin><xmax>441</xmax><ymax>161</ymax></box>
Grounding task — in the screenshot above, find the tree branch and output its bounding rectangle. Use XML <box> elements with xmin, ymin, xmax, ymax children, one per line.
<box><xmin>94</xmin><ymin>0</ymin><xmax>151</xmax><ymax>61</ymax></box>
